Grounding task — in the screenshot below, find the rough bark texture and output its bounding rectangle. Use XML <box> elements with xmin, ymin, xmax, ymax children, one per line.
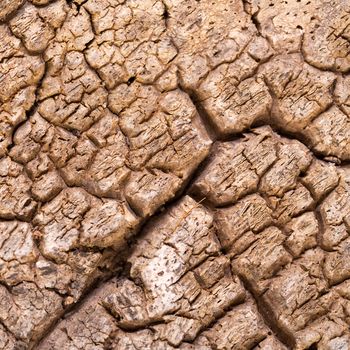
<box><xmin>0</xmin><ymin>0</ymin><xmax>350</xmax><ymax>349</ymax></box>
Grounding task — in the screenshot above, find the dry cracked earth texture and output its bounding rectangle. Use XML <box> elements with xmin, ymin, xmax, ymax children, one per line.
<box><xmin>0</xmin><ymin>0</ymin><xmax>350</xmax><ymax>349</ymax></box>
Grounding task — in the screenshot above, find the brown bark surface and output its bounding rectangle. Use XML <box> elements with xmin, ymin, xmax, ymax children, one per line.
<box><xmin>0</xmin><ymin>0</ymin><xmax>350</xmax><ymax>349</ymax></box>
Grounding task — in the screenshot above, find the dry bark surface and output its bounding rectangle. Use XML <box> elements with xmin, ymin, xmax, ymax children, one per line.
<box><xmin>0</xmin><ymin>0</ymin><xmax>350</xmax><ymax>349</ymax></box>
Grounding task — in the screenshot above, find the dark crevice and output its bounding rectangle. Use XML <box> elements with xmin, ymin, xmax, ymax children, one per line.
<box><xmin>180</xmin><ymin>70</ymin><xmax>348</xmax><ymax>167</ymax></box>
<box><xmin>236</xmin><ymin>275</ymin><xmax>294</xmax><ymax>349</ymax></box>
<box><xmin>179</xmin><ymin>87</ymin><xmax>218</xmax><ymax>142</ymax></box>
<box><xmin>161</xmin><ymin>0</ymin><xmax>170</xmax><ymax>29</ymax></box>
<box><xmin>35</xmin><ymin>256</ymin><xmax>128</xmax><ymax>348</ymax></box>
<box><xmin>126</xmin><ymin>76</ymin><xmax>136</xmax><ymax>85</ymax></box>
<box><xmin>6</xmin><ymin>58</ymin><xmax>47</xmax><ymax>155</ymax></box>
<box><xmin>241</xmin><ymin>0</ymin><xmax>263</xmax><ymax>35</ymax></box>
<box><xmin>251</xmin><ymin>12</ymin><xmax>262</xmax><ymax>34</ymax></box>
<box><xmin>0</xmin><ymin>0</ymin><xmax>26</xmax><ymax>24</ymax></box>
<box><xmin>125</xmin><ymin>147</ymin><xmax>215</xmax><ymax>252</ymax></box>
<box><xmin>66</xmin><ymin>0</ymin><xmax>74</xmax><ymax>7</ymax></box>
<box><xmin>163</xmin><ymin>7</ymin><xmax>169</xmax><ymax>20</ymax></box>
<box><xmin>251</xmin><ymin>118</ymin><xmax>346</xmax><ymax>166</ymax></box>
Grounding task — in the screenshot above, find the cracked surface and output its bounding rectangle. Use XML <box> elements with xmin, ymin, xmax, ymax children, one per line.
<box><xmin>1</xmin><ymin>0</ymin><xmax>350</xmax><ymax>349</ymax></box>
